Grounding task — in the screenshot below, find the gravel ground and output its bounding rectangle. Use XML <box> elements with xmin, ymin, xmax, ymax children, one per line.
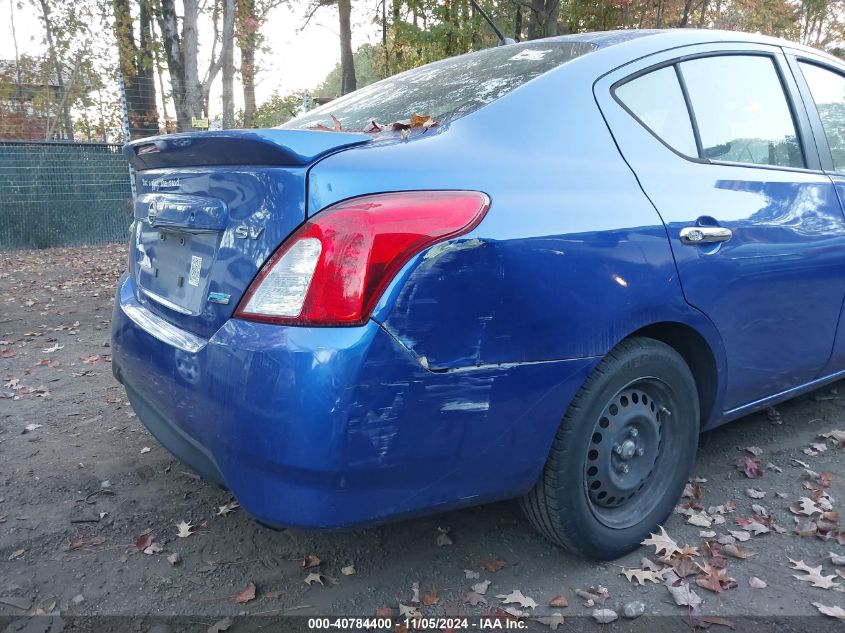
<box><xmin>2</xmin><ymin>245</ymin><xmax>845</xmax><ymax>632</ymax></box>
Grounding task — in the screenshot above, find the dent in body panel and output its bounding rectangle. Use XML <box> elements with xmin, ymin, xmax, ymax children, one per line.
<box><xmin>307</xmin><ymin>60</ymin><xmax>690</xmax><ymax>371</ymax></box>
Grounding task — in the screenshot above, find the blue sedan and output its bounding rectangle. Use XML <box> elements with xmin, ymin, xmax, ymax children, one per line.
<box><xmin>113</xmin><ymin>29</ymin><xmax>845</xmax><ymax>560</ymax></box>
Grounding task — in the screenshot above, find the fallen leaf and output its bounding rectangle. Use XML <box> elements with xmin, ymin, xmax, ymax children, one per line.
<box><xmin>143</xmin><ymin>542</ymin><xmax>163</xmax><ymax>555</ymax></box>
<box><xmin>398</xmin><ymin>603</ymin><xmax>421</xmax><ymax>619</ymax></box>
<box><xmin>411</xmin><ymin>581</ymin><xmax>420</xmax><ymax>603</ymax></box>
<box><xmin>729</xmin><ymin>530</ymin><xmax>751</xmax><ymax>542</ymax></box>
<box><xmin>535</xmin><ymin>613</ymin><xmax>565</xmax><ymax>630</ymax></box>
<box><xmin>745</xmin><ymin>487</ymin><xmax>766</xmax><ymax>499</ymax></box>
<box><xmin>422</xmin><ymin>587</ymin><xmax>439</xmax><ymax>606</ymax></box>
<box><xmin>738</xmin><ymin>456</ymin><xmax>764</xmax><ymax>479</ymax></box>
<box><xmin>168</xmin><ymin>552</ymin><xmax>181</xmax><ymax>565</ymax></box>
<box><xmin>480</xmin><ymin>558</ymin><xmax>507</xmax><ymax>573</ymax></box>
<box><xmin>436</xmin><ymin>531</ymin><xmax>453</xmax><ymax>547</ymax></box>
<box><xmin>831</xmin><ymin>552</ymin><xmax>845</xmax><ymax>566</ymax></box>
<box><xmin>463</xmin><ymin>591</ymin><xmax>487</xmax><ymax>606</ymax></box>
<box><xmin>745</xmin><ymin>446</ymin><xmax>763</xmax><ymax>456</ymax></box>
<box><xmin>140</xmin><ymin>447</ymin><xmax>151</xmax><ymax>454</ymax></box>
<box><xmin>813</xmin><ymin>602</ymin><xmax>845</xmax><ymax>620</ymax></box>
<box><xmin>548</xmin><ymin>595</ymin><xmax>568</xmax><ymax>608</ymax></box>
<box><xmin>472</xmin><ymin>580</ymin><xmax>491</xmax><ymax>595</ymax></box>
<box><xmin>42</xmin><ymin>343</ymin><xmax>63</xmax><ymax>353</ymax></box>
<box><xmin>134</xmin><ymin>531</ymin><xmax>154</xmax><ymax>551</ymax></box>
<box><xmin>217</xmin><ymin>500</ymin><xmax>239</xmax><ymax>516</ymax></box>
<box><xmin>622</xmin><ymin>568</ymin><xmax>664</xmax><ymax>585</ymax></box>
<box><xmin>341</xmin><ymin>564</ymin><xmax>355</xmax><ymax>576</ymax></box>
<box><xmin>641</xmin><ymin>526</ymin><xmax>680</xmax><ymax>558</ymax></box>
<box><xmin>304</xmin><ymin>572</ymin><xmax>324</xmax><ymax>586</ymax></box>
<box><xmin>234</xmin><ymin>582</ymin><xmax>256</xmax><ymax>604</ymax></box>
<box><xmin>790</xmin><ymin>497</ymin><xmax>822</xmax><ymax>516</ymax></box>
<box><xmin>789</xmin><ymin>559</ymin><xmax>841</xmax><ymax>589</ymax></box>
<box><xmin>687</xmin><ymin>513</ymin><xmax>712</xmax><ymax>528</ymax></box>
<box><xmin>497</xmin><ymin>589</ymin><xmax>538</xmax><ymax>609</ymax></box>
<box><xmin>696</xmin><ymin>563</ymin><xmax>738</xmax><ymax>593</ymax></box>
<box><xmin>208</xmin><ymin>617</ymin><xmax>233</xmax><ymax>633</ymax></box>
<box><xmin>818</xmin><ymin>472</ymin><xmax>834</xmax><ymax>488</ymax></box>
<box><xmin>722</xmin><ymin>543</ymin><xmax>754</xmax><ymax>559</ymax></box>
<box><xmin>664</xmin><ymin>572</ymin><xmax>702</xmax><ymax>608</ymax></box>
<box><xmin>8</xmin><ymin>549</ymin><xmax>24</xmax><ymax>561</ymax></box>
<box><xmin>302</xmin><ymin>554</ymin><xmax>321</xmax><ymax>568</ymax></box>
<box><xmin>748</xmin><ymin>576</ymin><xmax>767</xmax><ymax>588</ymax></box>
<box><xmin>175</xmin><ymin>521</ymin><xmax>195</xmax><ymax>538</ymax></box>
<box><xmin>375</xmin><ymin>607</ymin><xmax>397</xmax><ymax>618</ymax></box>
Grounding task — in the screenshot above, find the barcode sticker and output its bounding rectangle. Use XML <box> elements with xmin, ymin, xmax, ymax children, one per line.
<box><xmin>188</xmin><ymin>256</ymin><xmax>202</xmax><ymax>287</ymax></box>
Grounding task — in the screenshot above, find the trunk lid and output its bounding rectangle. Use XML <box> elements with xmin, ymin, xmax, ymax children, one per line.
<box><xmin>124</xmin><ymin>129</ymin><xmax>371</xmax><ymax>338</ymax></box>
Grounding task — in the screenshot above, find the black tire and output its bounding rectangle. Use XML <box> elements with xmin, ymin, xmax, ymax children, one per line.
<box><xmin>521</xmin><ymin>337</ymin><xmax>700</xmax><ymax>560</ymax></box>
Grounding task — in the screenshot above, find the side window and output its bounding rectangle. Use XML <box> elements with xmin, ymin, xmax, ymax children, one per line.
<box><xmin>615</xmin><ymin>66</ymin><xmax>698</xmax><ymax>157</ymax></box>
<box><xmin>679</xmin><ymin>55</ymin><xmax>804</xmax><ymax>168</ymax></box>
<box><xmin>799</xmin><ymin>62</ymin><xmax>845</xmax><ymax>172</ymax></box>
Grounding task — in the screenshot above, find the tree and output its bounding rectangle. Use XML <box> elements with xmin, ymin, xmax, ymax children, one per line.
<box><xmin>221</xmin><ymin>0</ymin><xmax>236</xmax><ymax>128</ymax></box>
<box><xmin>524</xmin><ymin>0</ymin><xmax>561</xmax><ymax>38</ymax></box>
<box><xmin>338</xmin><ymin>0</ymin><xmax>356</xmax><ymax>93</ymax></box>
<box><xmin>153</xmin><ymin>0</ymin><xmax>225</xmax><ymax>130</ymax></box>
<box><xmin>241</xmin><ymin>90</ymin><xmax>303</xmax><ymax>126</ymax></box>
<box><xmin>112</xmin><ymin>0</ymin><xmax>159</xmax><ymax>137</ymax></box>
<box><xmin>37</xmin><ymin>0</ymin><xmax>74</xmax><ymax>138</ymax></box>
<box><xmin>316</xmin><ymin>42</ymin><xmax>383</xmax><ymax>97</ymax></box>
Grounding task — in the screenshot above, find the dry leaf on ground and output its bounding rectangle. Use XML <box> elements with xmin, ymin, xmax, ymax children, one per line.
<box><xmin>497</xmin><ymin>589</ymin><xmax>538</xmax><ymax>609</ymax></box>
<box><xmin>234</xmin><ymin>582</ymin><xmax>256</xmax><ymax>604</ymax></box>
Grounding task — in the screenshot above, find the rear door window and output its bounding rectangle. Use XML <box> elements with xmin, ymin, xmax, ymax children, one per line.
<box><xmin>679</xmin><ymin>55</ymin><xmax>804</xmax><ymax>168</ymax></box>
<box><xmin>614</xmin><ymin>66</ymin><xmax>697</xmax><ymax>157</ymax></box>
<box><xmin>798</xmin><ymin>62</ymin><xmax>845</xmax><ymax>171</ymax></box>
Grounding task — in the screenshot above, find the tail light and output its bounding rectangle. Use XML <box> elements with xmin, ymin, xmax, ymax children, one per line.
<box><xmin>234</xmin><ymin>190</ymin><xmax>490</xmax><ymax>326</ymax></box>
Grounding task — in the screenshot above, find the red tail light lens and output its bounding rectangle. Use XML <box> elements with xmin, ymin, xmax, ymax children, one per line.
<box><xmin>235</xmin><ymin>190</ymin><xmax>490</xmax><ymax>326</ymax></box>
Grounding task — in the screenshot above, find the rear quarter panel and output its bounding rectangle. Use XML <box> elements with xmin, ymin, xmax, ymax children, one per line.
<box><xmin>308</xmin><ymin>49</ymin><xmax>725</xmax><ymax>377</ymax></box>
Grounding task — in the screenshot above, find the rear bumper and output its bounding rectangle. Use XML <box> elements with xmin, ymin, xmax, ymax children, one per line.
<box><xmin>112</xmin><ymin>274</ymin><xmax>599</xmax><ymax>528</ymax></box>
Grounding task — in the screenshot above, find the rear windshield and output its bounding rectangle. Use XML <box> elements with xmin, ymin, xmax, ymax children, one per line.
<box><xmin>282</xmin><ymin>41</ymin><xmax>596</xmax><ymax>131</ymax></box>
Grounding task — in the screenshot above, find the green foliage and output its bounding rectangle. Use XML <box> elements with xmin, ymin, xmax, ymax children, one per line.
<box><xmin>315</xmin><ymin>43</ymin><xmax>385</xmax><ymax>97</ymax></box>
<box><xmin>239</xmin><ymin>91</ymin><xmax>303</xmax><ymax>127</ymax></box>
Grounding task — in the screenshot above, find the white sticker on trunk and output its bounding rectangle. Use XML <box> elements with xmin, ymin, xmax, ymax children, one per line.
<box><xmin>188</xmin><ymin>255</ymin><xmax>202</xmax><ymax>287</ymax></box>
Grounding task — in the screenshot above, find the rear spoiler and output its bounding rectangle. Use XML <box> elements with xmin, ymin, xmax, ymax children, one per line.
<box><xmin>123</xmin><ymin>129</ymin><xmax>372</xmax><ymax>170</ymax></box>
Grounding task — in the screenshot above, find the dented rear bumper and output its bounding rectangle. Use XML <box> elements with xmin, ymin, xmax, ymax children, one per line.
<box><xmin>112</xmin><ymin>274</ymin><xmax>598</xmax><ymax>528</ymax></box>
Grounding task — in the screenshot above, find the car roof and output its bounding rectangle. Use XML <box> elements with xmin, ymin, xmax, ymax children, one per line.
<box><xmin>537</xmin><ymin>28</ymin><xmax>839</xmax><ymax>64</ymax></box>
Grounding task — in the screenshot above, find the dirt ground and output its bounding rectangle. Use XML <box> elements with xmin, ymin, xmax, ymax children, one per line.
<box><xmin>2</xmin><ymin>245</ymin><xmax>845</xmax><ymax>632</ymax></box>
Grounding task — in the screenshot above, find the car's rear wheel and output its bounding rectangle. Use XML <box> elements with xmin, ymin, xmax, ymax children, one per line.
<box><xmin>521</xmin><ymin>337</ymin><xmax>700</xmax><ymax>560</ymax></box>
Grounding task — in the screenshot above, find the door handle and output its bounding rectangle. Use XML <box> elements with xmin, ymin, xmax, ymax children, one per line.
<box><xmin>679</xmin><ymin>226</ymin><xmax>733</xmax><ymax>245</ymax></box>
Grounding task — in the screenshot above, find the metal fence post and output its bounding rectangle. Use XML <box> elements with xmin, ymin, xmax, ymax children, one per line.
<box><xmin>117</xmin><ymin>74</ymin><xmax>136</xmax><ymax>200</ymax></box>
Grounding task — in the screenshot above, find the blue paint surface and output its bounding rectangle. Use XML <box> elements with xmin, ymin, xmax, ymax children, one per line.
<box><xmin>112</xmin><ymin>30</ymin><xmax>845</xmax><ymax>528</ymax></box>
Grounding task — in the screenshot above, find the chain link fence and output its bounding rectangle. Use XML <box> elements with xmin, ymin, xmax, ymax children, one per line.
<box><xmin>0</xmin><ymin>141</ymin><xmax>133</xmax><ymax>250</ymax></box>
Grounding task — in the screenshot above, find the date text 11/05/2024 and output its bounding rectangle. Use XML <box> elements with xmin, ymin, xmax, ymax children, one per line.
<box><xmin>306</xmin><ymin>618</ymin><xmax>528</xmax><ymax>629</ymax></box>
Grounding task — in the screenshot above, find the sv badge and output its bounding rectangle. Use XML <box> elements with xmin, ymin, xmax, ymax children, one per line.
<box><xmin>234</xmin><ymin>225</ymin><xmax>265</xmax><ymax>240</ymax></box>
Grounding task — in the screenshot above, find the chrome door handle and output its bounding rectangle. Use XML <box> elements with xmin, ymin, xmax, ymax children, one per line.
<box><xmin>679</xmin><ymin>226</ymin><xmax>732</xmax><ymax>245</ymax></box>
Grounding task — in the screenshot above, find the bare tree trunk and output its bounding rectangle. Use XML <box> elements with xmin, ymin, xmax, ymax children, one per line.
<box><xmin>513</xmin><ymin>3</ymin><xmax>522</xmax><ymax>40</ymax></box>
<box><xmin>182</xmin><ymin>0</ymin><xmax>202</xmax><ymax>124</ymax></box>
<box><xmin>114</xmin><ymin>0</ymin><xmax>159</xmax><ymax>138</ymax></box>
<box><xmin>338</xmin><ymin>0</ymin><xmax>356</xmax><ymax>94</ymax></box>
<box><xmin>525</xmin><ymin>0</ymin><xmax>559</xmax><ymax>39</ymax></box>
<box><xmin>37</xmin><ymin>0</ymin><xmax>74</xmax><ymax>139</ymax></box>
<box><xmin>221</xmin><ymin>0</ymin><xmax>236</xmax><ymax>128</ymax></box>
<box><xmin>392</xmin><ymin>0</ymin><xmax>402</xmax><ymax>71</ymax></box>
<box><xmin>237</xmin><ymin>0</ymin><xmax>257</xmax><ymax>127</ymax></box>
<box><xmin>156</xmin><ymin>0</ymin><xmax>191</xmax><ymax>130</ymax></box>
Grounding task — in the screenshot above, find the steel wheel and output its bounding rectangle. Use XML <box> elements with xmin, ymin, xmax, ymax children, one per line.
<box><xmin>584</xmin><ymin>380</ymin><xmax>676</xmax><ymax>529</ymax></box>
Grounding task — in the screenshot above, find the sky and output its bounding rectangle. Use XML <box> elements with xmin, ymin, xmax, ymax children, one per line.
<box><xmin>0</xmin><ymin>0</ymin><xmax>382</xmax><ymax>118</ymax></box>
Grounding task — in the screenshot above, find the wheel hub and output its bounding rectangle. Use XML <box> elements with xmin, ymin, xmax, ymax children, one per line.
<box><xmin>585</xmin><ymin>387</ymin><xmax>664</xmax><ymax>509</ymax></box>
